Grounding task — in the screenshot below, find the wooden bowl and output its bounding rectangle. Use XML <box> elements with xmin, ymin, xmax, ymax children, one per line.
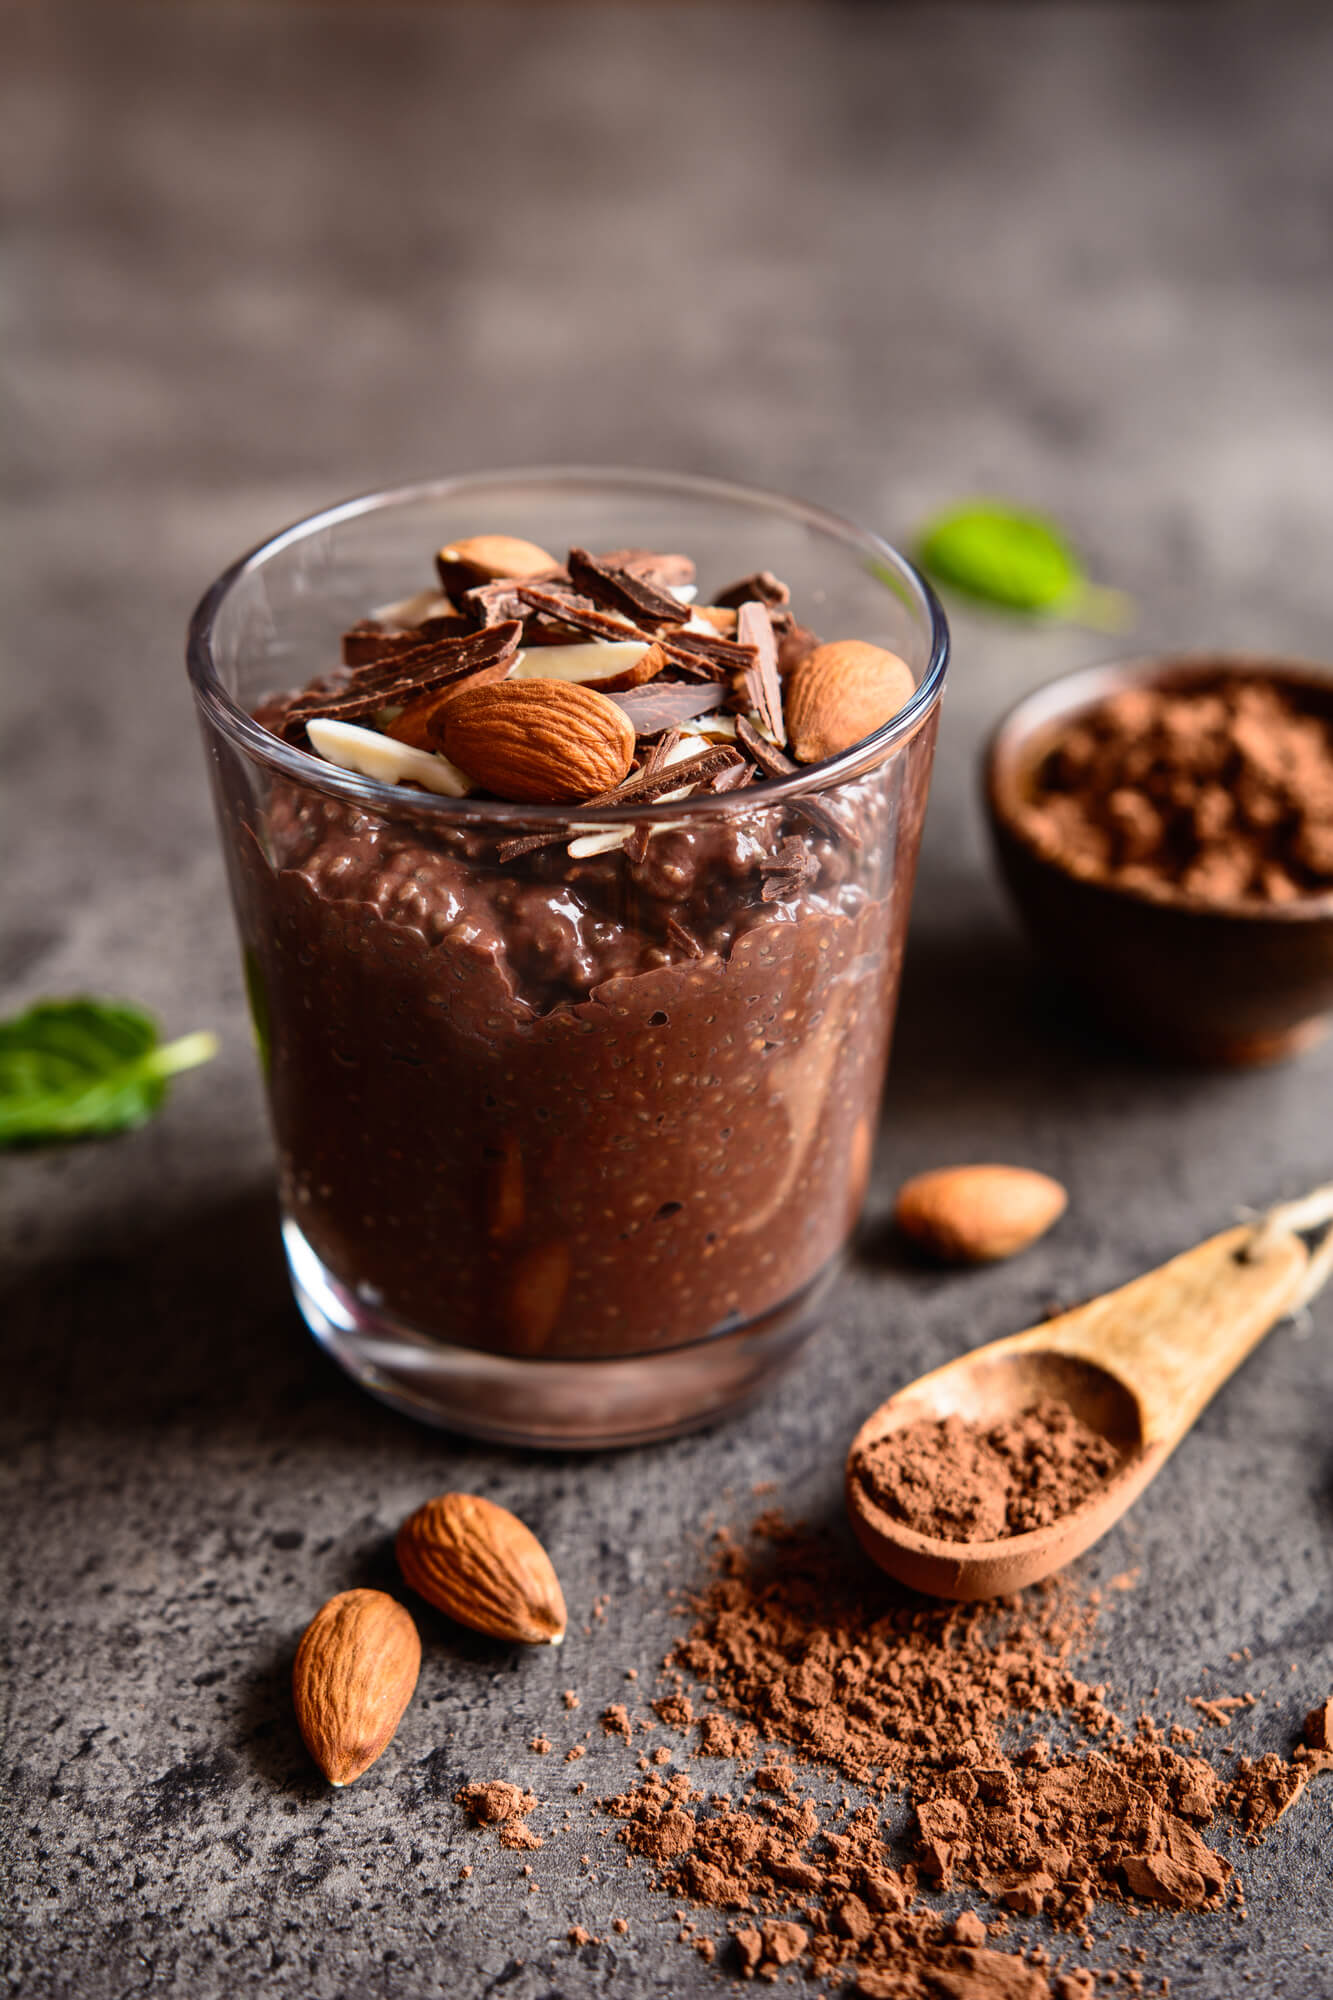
<box><xmin>983</xmin><ymin>653</ymin><xmax>1333</xmax><ymax>1067</ymax></box>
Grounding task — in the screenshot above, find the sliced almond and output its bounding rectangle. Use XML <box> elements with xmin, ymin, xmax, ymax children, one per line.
<box><xmin>895</xmin><ymin>1164</ymin><xmax>1068</xmax><ymax>1264</ymax></box>
<box><xmin>436</xmin><ymin>534</ymin><xmax>557</xmax><ymax>597</ymax></box>
<box><xmin>439</xmin><ymin>678</ymin><xmax>636</xmax><ymax>803</ymax></box>
<box><xmin>785</xmin><ymin>640</ymin><xmax>915</xmax><ymax>763</ymax></box>
<box><xmin>307</xmin><ymin>717</ymin><xmax>474</xmax><ymax>796</ymax></box>
<box><xmin>665</xmin><ymin>728</ymin><xmax>727</xmax><ymax>761</ymax></box>
<box><xmin>566</xmin><ymin>825</ymin><xmax>632</xmax><ymax>859</ymax></box>
<box><xmin>292</xmin><ymin>1589</ymin><xmax>420</xmax><ymax>1786</ymax></box>
<box><xmin>690</xmin><ymin>604</ymin><xmax>739</xmax><ymax>636</ymax></box>
<box><xmin>396</xmin><ymin>1492</ymin><xmax>567</xmax><ymax>1644</ymax></box>
<box><xmin>509</xmin><ymin>640</ymin><xmax>661</xmax><ymax>693</ymax></box>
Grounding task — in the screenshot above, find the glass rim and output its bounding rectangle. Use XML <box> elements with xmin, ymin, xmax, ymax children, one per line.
<box><xmin>186</xmin><ymin>465</ymin><xmax>951</xmax><ymax>827</ymax></box>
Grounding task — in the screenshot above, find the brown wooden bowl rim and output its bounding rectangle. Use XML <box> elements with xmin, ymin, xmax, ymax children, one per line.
<box><xmin>983</xmin><ymin>651</ymin><xmax>1333</xmax><ymax>924</ymax></box>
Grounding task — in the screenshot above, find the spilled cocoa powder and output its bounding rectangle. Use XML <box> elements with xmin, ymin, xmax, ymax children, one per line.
<box><xmin>454</xmin><ymin>1779</ymin><xmax>542</xmax><ymax>1850</ymax></box>
<box><xmin>599</xmin><ymin>1515</ymin><xmax>1329</xmax><ymax>1995</ymax></box>
<box><xmin>852</xmin><ymin>1398</ymin><xmax>1123</xmax><ymax>1543</ymax></box>
<box><xmin>1020</xmin><ymin>674</ymin><xmax>1333</xmax><ymax>904</ymax></box>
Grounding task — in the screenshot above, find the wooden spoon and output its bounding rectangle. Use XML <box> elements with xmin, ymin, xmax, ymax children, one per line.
<box><xmin>846</xmin><ymin>1185</ymin><xmax>1333</xmax><ymax>1602</ymax></box>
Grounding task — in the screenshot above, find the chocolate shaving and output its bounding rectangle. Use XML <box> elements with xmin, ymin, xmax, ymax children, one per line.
<box><xmin>623</xmin><ymin>732</ymin><xmax>682</xmax><ymax>866</ymax></box>
<box><xmin>460</xmin><ymin>579</ymin><xmax>544</xmax><ymax>627</ymax></box>
<box><xmin>341</xmin><ymin>621</ymin><xmax>411</xmax><ymax>668</ymax></box>
<box><xmin>796</xmin><ymin>797</ymin><xmax>859</xmax><ymax>846</ymax></box>
<box><xmin>624</xmin><ymin>822</ymin><xmax>652</xmax><ymax>866</ymax></box>
<box><xmin>608</xmin><ymin>684</ymin><xmax>729</xmax><ymax>735</ymax></box>
<box><xmin>777</xmin><ymin>621</ymin><xmax>819</xmax><ymax>675</ymax></box>
<box><xmin>734</xmin><ymin>717</ymin><xmax>858</xmax><ymax>847</ymax></box>
<box><xmin>330</xmin><ymin>621</ymin><xmax>519</xmax><ymax>697</ymax></box>
<box><xmin>597</xmin><ymin>548</ymin><xmax>696</xmax><ymax>592</ymax></box>
<box><xmin>760</xmin><ymin>834</ymin><xmax>818</xmax><ymax>901</ymax></box>
<box><xmin>709</xmin><ymin>759</ymin><xmax>756</xmax><ymax>794</ymax></box>
<box><xmin>639</xmin><ymin>730</ymin><xmax>681</xmax><ymax>777</ymax></box>
<box><xmin>567</xmin><ymin>548</ymin><xmax>689</xmax><ymax>632</ymax></box>
<box><xmin>662</xmin><ymin>630</ymin><xmax>759</xmax><ymax>676</ymax></box>
<box><xmin>736</xmin><ymin>714</ymin><xmax>796</xmax><ymax>779</ymax></box>
<box><xmin>653</xmin><ymin>649</ymin><xmax>722</xmax><ymax>683</ymax></box>
<box><xmin>495</xmin><ymin>831</ymin><xmax>565</xmax><ymax>864</ymax></box>
<box><xmin>714</xmin><ymin>569</ymin><xmax>791</xmax><ymax>610</ymax></box>
<box><xmin>587</xmin><ymin>746</ymin><xmax>739</xmax><ymax>808</ymax></box>
<box><xmin>665</xmin><ymin>915</ymin><xmax>704</xmax><ymax>959</ymax></box>
<box><xmin>737</xmin><ymin>601</ymin><xmax>785</xmax><ymax>747</ymax></box>
<box><xmin>284</xmin><ymin>622</ymin><xmax>522</xmax><ymax>737</ymax></box>
<box><xmin>341</xmin><ymin>614</ymin><xmax>471</xmax><ymax>669</ymax></box>
<box><xmin>513</xmin><ymin>586</ymin><xmax>643</xmax><ymax>643</ymax></box>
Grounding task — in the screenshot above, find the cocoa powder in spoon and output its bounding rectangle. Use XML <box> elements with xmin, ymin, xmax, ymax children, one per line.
<box><xmin>851</xmin><ymin>1397</ymin><xmax>1123</xmax><ymax>1543</ymax></box>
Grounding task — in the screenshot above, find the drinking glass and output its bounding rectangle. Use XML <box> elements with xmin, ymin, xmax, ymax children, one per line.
<box><xmin>188</xmin><ymin>469</ymin><xmax>949</xmax><ymax>1445</ymax></box>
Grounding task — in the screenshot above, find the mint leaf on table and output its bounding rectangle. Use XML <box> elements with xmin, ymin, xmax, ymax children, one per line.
<box><xmin>913</xmin><ymin>500</ymin><xmax>1132</xmax><ymax>630</ymax></box>
<box><xmin>0</xmin><ymin>998</ymin><xmax>217</xmax><ymax>1148</ymax></box>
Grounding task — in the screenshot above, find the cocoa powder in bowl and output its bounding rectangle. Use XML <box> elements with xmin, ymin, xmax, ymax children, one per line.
<box><xmin>1018</xmin><ymin>672</ymin><xmax>1333</xmax><ymax>905</ymax></box>
<box><xmin>851</xmin><ymin>1397</ymin><xmax>1123</xmax><ymax>1543</ymax></box>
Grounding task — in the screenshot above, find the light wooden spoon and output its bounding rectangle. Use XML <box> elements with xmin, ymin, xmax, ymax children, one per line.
<box><xmin>846</xmin><ymin>1185</ymin><xmax>1333</xmax><ymax>1602</ymax></box>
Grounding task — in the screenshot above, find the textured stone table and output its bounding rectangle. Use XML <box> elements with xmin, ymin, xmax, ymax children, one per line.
<box><xmin>4</xmin><ymin>5</ymin><xmax>1332</xmax><ymax>1995</ymax></box>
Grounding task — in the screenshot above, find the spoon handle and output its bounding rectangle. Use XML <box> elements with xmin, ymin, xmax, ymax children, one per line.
<box><xmin>1030</xmin><ymin>1193</ymin><xmax>1333</xmax><ymax>1448</ymax></box>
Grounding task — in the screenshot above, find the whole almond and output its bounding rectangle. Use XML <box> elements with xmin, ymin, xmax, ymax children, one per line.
<box><xmin>785</xmin><ymin>641</ymin><xmax>915</xmax><ymax>763</ymax></box>
<box><xmin>895</xmin><ymin>1164</ymin><xmax>1068</xmax><ymax>1264</ymax></box>
<box><xmin>436</xmin><ymin>534</ymin><xmax>557</xmax><ymax>597</ymax></box>
<box><xmin>292</xmin><ymin>1588</ymin><xmax>421</xmax><ymax>1786</ymax></box>
<box><xmin>397</xmin><ymin>1492</ymin><xmax>567</xmax><ymax>1645</ymax></box>
<box><xmin>384</xmin><ymin>661</ymin><xmax>515</xmax><ymax>749</ymax></box>
<box><xmin>439</xmin><ymin>678</ymin><xmax>635</xmax><ymax>803</ymax></box>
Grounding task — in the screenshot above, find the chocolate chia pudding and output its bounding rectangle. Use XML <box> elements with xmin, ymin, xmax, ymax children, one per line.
<box><xmin>191</xmin><ymin>474</ymin><xmax>947</xmax><ymax>1437</ymax></box>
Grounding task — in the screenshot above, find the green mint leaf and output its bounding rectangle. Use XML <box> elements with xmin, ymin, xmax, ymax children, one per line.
<box><xmin>913</xmin><ymin>501</ymin><xmax>1132</xmax><ymax>629</ymax></box>
<box><xmin>0</xmin><ymin>998</ymin><xmax>218</xmax><ymax>1148</ymax></box>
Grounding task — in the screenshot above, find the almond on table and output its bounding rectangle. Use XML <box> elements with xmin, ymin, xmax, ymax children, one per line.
<box><xmin>292</xmin><ymin>1589</ymin><xmax>421</xmax><ymax>1786</ymax></box>
<box><xmin>895</xmin><ymin>1164</ymin><xmax>1069</xmax><ymax>1264</ymax></box>
<box><xmin>396</xmin><ymin>1493</ymin><xmax>568</xmax><ymax>1645</ymax></box>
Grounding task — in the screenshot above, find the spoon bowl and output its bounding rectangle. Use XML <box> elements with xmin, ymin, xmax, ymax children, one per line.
<box><xmin>846</xmin><ymin>1192</ymin><xmax>1333</xmax><ymax>1601</ymax></box>
<box><xmin>847</xmin><ymin>1351</ymin><xmax>1156</xmax><ymax>1601</ymax></box>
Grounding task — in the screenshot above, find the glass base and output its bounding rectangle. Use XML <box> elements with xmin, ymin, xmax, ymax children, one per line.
<box><xmin>283</xmin><ymin>1218</ymin><xmax>835</xmax><ymax>1448</ymax></box>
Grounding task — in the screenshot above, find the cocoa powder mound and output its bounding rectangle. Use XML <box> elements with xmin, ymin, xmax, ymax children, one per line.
<box><xmin>1304</xmin><ymin>1697</ymin><xmax>1333</xmax><ymax>1754</ymax></box>
<box><xmin>1020</xmin><ymin>675</ymin><xmax>1333</xmax><ymax>904</ymax></box>
<box><xmin>601</xmin><ymin>1515</ymin><xmax>1329</xmax><ymax>1993</ymax></box>
<box><xmin>454</xmin><ymin>1779</ymin><xmax>542</xmax><ymax>1850</ymax></box>
<box><xmin>1226</xmin><ymin>1752</ymin><xmax>1309</xmax><ymax>1840</ymax></box>
<box><xmin>852</xmin><ymin>1399</ymin><xmax>1122</xmax><ymax>1543</ymax></box>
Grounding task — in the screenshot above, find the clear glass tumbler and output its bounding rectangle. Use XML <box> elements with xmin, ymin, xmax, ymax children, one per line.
<box><xmin>188</xmin><ymin>470</ymin><xmax>949</xmax><ymax>1446</ymax></box>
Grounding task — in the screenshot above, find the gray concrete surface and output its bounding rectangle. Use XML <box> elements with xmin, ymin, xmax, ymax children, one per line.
<box><xmin>4</xmin><ymin>4</ymin><xmax>1333</xmax><ymax>1994</ymax></box>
